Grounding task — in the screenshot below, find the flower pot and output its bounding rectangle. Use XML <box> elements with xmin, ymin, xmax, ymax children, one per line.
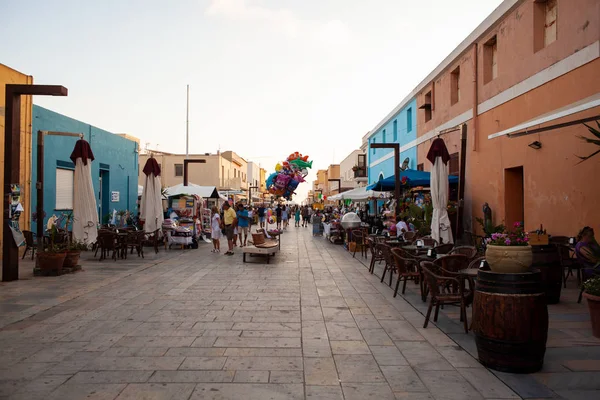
<box><xmin>583</xmin><ymin>292</ymin><xmax>600</xmax><ymax>338</ymax></box>
<box><xmin>63</xmin><ymin>250</ymin><xmax>81</xmax><ymax>268</ymax></box>
<box><xmin>486</xmin><ymin>244</ymin><xmax>532</xmax><ymax>273</ymax></box>
<box><xmin>36</xmin><ymin>252</ymin><xmax>67</xmax><ymax>271</ymax></box>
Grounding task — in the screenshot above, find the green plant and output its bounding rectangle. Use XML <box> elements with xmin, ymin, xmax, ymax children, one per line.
<box><xmin>476</xmin><ymin>217</ymin><xmax>505</xmax><ymax>237</ymax></box>
<box><xmin>68</xmin><ymin>240</ymin><xmax>89</xmax><ymax>251</ymax></box>
<box><xmin>43</xmin><ymin>225</ymin><xmax>65</xmax><ymax>253</ymax></box>
<box><xmin>584</xmin><ymin>277</ymin><xmax>600</xmax><ymax>297</ymax></box>
<box><xmin>485</xmin><ymin>221</ymin><xmax>529</xmax><ymax>246</ymax></box>
<box><xmin>576</xmin><ymin>120</ymin><xmax>600</xmax><ymax>164</ymax></box>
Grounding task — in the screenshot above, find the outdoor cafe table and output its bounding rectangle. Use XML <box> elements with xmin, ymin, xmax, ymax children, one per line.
<box><xmin>402</xmin><ymin>245</ymin><xmax>432</xmax><ymax>254</ymax></box>
<box><xmin>386</xmin><ymin>240</ymin><xmax>405</xmax><ymax>247</ymax></box>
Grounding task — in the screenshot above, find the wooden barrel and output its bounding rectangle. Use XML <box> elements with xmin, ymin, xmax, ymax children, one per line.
<box><xmin>531</xmin><ymin>245</ymin><xmax>562</xmax><ymax>304</ymax></box>
<box><xmin>472</xmin><ymin>270</ymin><xmax>548</xmax><ymax>373</ymax></box>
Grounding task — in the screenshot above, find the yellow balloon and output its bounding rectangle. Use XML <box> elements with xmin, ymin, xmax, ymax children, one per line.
<box><xmin>275</xmin><ymin>163</ymin><xmax>282</xmax><ymax>171</ymax></box>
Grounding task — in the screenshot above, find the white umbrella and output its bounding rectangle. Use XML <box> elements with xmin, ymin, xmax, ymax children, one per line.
<box><xmin>70</xmin><ymin>139</ymin><xmax>98</xmax><ymax>245</ymax></box>
<box><xmin>140</xmin><ymin>158</ymin><xmax>164</xmax><ymax>233</ymax></box>
<box><xmin>427</xmin><ymin>138</ymin><xmax>454</xmax><ymax>244</ymax></box>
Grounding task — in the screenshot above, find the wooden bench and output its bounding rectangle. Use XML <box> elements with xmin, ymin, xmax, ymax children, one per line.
<box><xmin>242</xmin><ymin>244</ymin><xmax>279</xmax><ymax>264</ymax></box>
<box><xmin>243</xmin><ymin>231</ymin><xmax>280</xmax><ymax>264</ymax></box>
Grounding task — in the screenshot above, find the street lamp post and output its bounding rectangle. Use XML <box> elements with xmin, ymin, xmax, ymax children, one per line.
<box><xmin>3</xmin><ymin>84</ymin><xmax>68</xmax><ymax>282</ymax></box>
<box><xmin>249</xmin><ymin>186</ymin><xmax>259</xmax><ymax>207</ymax></box>
<box><xmin>371</xmin><ymin>143</ymin><xmax>400</xmax><ymax>217</ymax></box>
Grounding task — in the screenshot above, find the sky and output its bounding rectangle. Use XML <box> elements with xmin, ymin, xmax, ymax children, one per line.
<box><xmin>1</xmin><ymin>0</ymin><xmax>504</xmax><ymax>203</ymax></box>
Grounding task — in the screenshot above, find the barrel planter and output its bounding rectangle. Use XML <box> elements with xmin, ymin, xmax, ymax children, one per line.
<box><xmin>36</xmin><ymin>252</ymin><xmax>67</xmax><ymax>272</ymax></box>
<box><xmin>486</xmin><ymin>244</ymin><xmax>532</xmax><ymax>273</ymax></box>
<box><xmin>472</xmin><ymin>270</ymin><xmax>548</xmax><ymax>373</ymax></box>
<box><xmin>531</xmin><ymin>245</ymin><xmax>562</xmax><ymax>304</ymax></box>
<box><xmin>63</xmin><ymin>250</ymin><xmax>81</xmax><ymax>269</ymax></box>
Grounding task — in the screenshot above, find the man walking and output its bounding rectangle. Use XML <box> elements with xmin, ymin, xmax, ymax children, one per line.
<box><xmin>258</xmin><ymin>204</ymin><xmax>266</xmax><ymax>229</ymax></box>
<box><xmin>221</xmin><ymin>202</ymin><xmax>237</xmax><ymax>256</ymax></box>
<box><xmin>275</xmin><ymin>204</ymin><xmax>282</xmax><ymax>230</ymax></box>
<box><xmin>236</xmin><ymin>203</ymin><xmax>250</xmax><ymax>247</ymax></box>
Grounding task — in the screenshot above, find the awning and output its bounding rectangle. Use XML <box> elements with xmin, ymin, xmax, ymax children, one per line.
<box><xmin>329</xmin><ymin>187</ymin><xmax>389</xmax><ymax>201</ymax></box>
<box><xmin>367</xmin><ymin>169</ymin><xmax>458</xmax><ymax>191</ymax></box>
<box><xmin>165</xmin><ymin>183</ymin><xmax>221</xmax><ymax>198</ymax></box>
<box><xmin>488</xmin><ymin>93</ymin><xmax>600</xmax><ymax>139</ymax></box>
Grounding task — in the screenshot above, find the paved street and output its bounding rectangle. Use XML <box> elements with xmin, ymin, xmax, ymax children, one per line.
<box><xmin>0</xmin><ymin>227</ymin><xmax>596</xmax><ymax>399</ymax></box>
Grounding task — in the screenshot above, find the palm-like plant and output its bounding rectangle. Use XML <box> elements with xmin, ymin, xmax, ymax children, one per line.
<box><xmin>577</xmin><ymin>120</ymin><xmax>600</xmax><ymax>164</ymax></box>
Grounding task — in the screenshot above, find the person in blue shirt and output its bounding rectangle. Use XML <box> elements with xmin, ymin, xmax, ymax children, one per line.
<box><xmin>236</xmin><ymin>203</ymin><xmax>250</xmax><ymax>247</ymax></box>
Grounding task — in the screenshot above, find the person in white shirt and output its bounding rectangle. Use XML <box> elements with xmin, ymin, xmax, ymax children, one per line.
<box><xmin>396</xmin><ymin>217</ymin><xmax>409</xmax><ymax>238</ymax></box>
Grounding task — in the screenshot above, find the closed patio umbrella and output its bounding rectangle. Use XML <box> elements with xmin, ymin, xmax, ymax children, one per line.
<box><xmin>140</xmin><ymin>157</ymin><xmax>164</xmax><ymax>233</ymax></box>
<box><xmin>70</xmin><ymin>139</ymin><xmax>98</xmax><ymax>245</ymax></box>
<box><xmin>427</xmin><ymin>138</ymin><xmax>454</xmax><ymax>244</ymax></box>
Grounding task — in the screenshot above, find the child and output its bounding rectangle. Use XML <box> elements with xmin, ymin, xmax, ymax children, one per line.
<box><xmin>210</xmin><ymin>206</ymin><xmax>222</xmax><ymax>253</ymax></box>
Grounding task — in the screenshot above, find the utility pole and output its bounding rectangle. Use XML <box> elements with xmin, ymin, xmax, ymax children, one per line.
<box><xmin>186</xmin><ymin>84</ymin><xmax>189</xmax><ymax>159</ymax></box>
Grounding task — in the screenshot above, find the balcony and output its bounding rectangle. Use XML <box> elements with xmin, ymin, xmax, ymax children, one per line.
<box><xmin>353</xmin><ymin>167</ymin><xmax>367</xmax><ymax>178</ymax></box>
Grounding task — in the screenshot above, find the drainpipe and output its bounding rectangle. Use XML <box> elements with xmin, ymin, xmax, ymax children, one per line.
<box><xmin>472</xmin><ymin>43</ymin><xmax>479</xmax><ymax>151</ymax></box>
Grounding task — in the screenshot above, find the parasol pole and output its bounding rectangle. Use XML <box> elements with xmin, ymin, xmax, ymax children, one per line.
<box><xmin>186</xmin><ymin>84</ymin><xmax>190</xmax><ymax>159</ymax></box>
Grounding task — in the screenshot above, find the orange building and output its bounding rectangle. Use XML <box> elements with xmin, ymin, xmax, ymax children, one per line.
<box><xmin>407</xmin><ymin>0</ymin><xmax>599</xmax><ymax>236</ymax></box>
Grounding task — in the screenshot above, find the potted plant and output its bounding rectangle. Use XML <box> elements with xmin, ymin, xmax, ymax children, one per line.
<box><xmin>36</xmin><ymin>226</ymin><xmax>67</xmax><ymax>271</ymax></box>
<box><xmin>63</xmin><ymin>240</ymin><xmax>88</xmax><ymax>268</ymax></box>
<box><xmin>485</xmin><ymin>222</ymin><xmax>532</xmax><ymax>273</ymax></box>
<box><xmin>583</xmin><ymin>277</ymin><xmax>600</xmax><ymax>338</ymax></box>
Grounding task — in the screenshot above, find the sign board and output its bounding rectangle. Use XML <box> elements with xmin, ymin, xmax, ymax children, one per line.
<box><xmin>111</xmin><ymin>191</ymin><xmax>120</xmax><ymax>202</ymax></box>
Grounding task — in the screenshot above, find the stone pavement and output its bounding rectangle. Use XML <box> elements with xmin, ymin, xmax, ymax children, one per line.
<box><xmin>0</xmin><ymin>227</ymin><xmax>594</xmax><ymax>399</ymax></box>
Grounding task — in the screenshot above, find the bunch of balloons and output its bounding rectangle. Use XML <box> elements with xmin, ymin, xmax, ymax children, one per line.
<box><xmin>266</xmin><ymin>152</ymin><xmax>313</xmax><ymax>200</ymax></box>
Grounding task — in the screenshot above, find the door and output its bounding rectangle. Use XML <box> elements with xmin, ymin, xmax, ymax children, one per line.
<box><xmin>99</xmin><ymin>170</ymin><xmax>110</xmax><ymax>223</ymax></box>
<box><xmin>505</xmin><ymin>167</ymin><xmax>524</xmax><ymax>227</ymax></box>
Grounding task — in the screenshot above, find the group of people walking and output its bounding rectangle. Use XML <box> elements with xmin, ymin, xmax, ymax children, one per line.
<box><xmin>209</xmin><ymin>202</ymin><xmax>316</xmax><ymax>256</ymax></box>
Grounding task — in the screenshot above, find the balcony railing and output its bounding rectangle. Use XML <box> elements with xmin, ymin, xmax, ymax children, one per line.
<box><xmin>353</xmin><ymin>167</ymin><xmax>367</xmax><ymax>178</ymax></box>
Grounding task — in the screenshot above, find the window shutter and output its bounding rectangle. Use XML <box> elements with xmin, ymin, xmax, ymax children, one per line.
<box><xmin>56</xmin><ymin>168</ymin><xmax>74</xmax><ymax>210</ymax></box>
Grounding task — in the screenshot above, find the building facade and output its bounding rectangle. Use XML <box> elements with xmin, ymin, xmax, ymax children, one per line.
<box><xmin>0</xmin><ymin>64</ymin><xmax>33</xmax><ymax>256</ymax></box>
<box><xmin>340</xmin><ymin>149</ymin><xmax>367</xmax><ymax>189</ymax></box>
<box><xmin>365</xmin><ymin>0</ymin><xmax>599</xmax><ymax>236</ymax></box>
<box><xmin>367</xmin><ymin>99</ymin><xmax>418</xmax><ymax>184</ymax></box>
<box><xmin>31</xmin><ymin>105</ymin><xmax>139</xmax><ymax>230</ymax></box>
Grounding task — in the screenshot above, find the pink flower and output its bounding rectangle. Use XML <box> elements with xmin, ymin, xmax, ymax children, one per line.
<box><xmin>513</xmin><ymin>221</ymin><xmax>522</xmax><ymax>228</ymax></box>
<box><xmin>505</xmin><ymin>239</ymin><xmax>511</xmax><ymax>245</ymax></box>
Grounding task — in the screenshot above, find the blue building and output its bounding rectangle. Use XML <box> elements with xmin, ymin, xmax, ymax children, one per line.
<box><xmin>31</xmin><ymin>105</ymin><xmax>139</xmax><ymax>233</ymax></box>
<box><xmin>367</xmin><ymin>98</ymin><xmax>417</xmax><ymax>184</ymax></box>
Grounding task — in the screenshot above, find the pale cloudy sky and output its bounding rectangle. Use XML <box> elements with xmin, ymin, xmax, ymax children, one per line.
<box><xmin>1</xmin><ymin>0</ymin><xmax>503</xmax><ymax>202</ymax></box>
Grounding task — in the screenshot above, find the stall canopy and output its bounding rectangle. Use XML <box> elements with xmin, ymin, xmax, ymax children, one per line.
<box><xmin>165</xmin><ymin>183</ymin><xmax>225</xmax><ymax>200</ymax></box>
<box><xmin>367</xmin><ymin>169</ymin><xmax>458</xmax><ymax>191</ymax></box>
<box><xmin>329</xmin><ymin>186</ymin><xmax>389</xmax><ymax>201</ymax></box>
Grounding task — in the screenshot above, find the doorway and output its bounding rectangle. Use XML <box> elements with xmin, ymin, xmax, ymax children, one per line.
<box><xmin>504</xmin><ymin>166</ymin><xmax>524</xmax><ymax>227</ymax></box>
<box><xmin>99</xmin><ymin>170</ymin><xmax>110</xmax><ymax>223</ymax></box>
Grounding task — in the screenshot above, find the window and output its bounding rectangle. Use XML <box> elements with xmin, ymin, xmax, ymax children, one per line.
<box><xmin>393</xmin><ymin>120</ymin><xmax>398</xmax><ymax>141</ymax></box>
<box><xmin>372</xmin><ymin>138</ymin><xmax>376</xmax><ymax>154</ymax></box>
<box><xmin>383</xmin><ymin>129</ymin><xmax>386</xmax><ymax>143</ymax></box>
<box><xmin>175</xmin><ymin>163</ymin><xmax>183</xmax><ymax>177</ymax></box>
<box><xmin>534</xmin><ymin>0</ymin><xmax>557</xmax><ymax>52</ymax></box>
<box><xmin>483</xmin><ymin>36</ymin><xmax>498</xmax><ymax>84</ymax></box>
<box><xmin>417</xmin><ymin>163</ymin><xmax>424</xmax><ymax>171</ymax></box>
<box><xmin>56</xmin><ymin>168</ymin><xmax>74</xmax><ymax>210</ymax></box>
<box><xmin>449</xmin><ymin>153</ymin><xmax>459</xmax><ymax>176</ymax></box>
<box><xmin>407</xmin><ymin>108</ymin><xmax>412</xmax><ymax>132</ymax></box>
<box><xmin>451</xmin><ymin>66</ymin><xmax>460</xmax><ymax>105</ymax></box>
<box><xmin>423</xmin><ymin>92</ymin><xmax>432</xmax><ymax>122</ymax></box>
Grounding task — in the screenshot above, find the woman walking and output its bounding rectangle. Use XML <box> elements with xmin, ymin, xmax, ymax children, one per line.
<box><xmin>294</xmin><ymin>207</ymin><xmax>301</xmax><ymax>227</ymax></box>
<box><xmin>210</xmin><ymin>206</ymin><xmax>222</xmax><ymax>253</ymax></box>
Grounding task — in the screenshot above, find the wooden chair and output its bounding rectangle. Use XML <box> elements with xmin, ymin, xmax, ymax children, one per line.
<box><xmin>96</xmin><ymin>231</ymin><xmax>117</xmax><ymax>261</ymax></box>
<box><xmin>434</xmin><ymin>254</ymin><xmax>470</xmax><ymax>274</ymax></box>
<box><xmin>22</xmin><ymin>230</ymin><xmax>37</xmax><ymax>260</ymax></box>
<box><xmin>366</xmin><ymin>237</ymin><xmax>384</xmax><ymax>274</ymax></box>
<box><xmin>379</xmin><ymin>244</ymin><xmax>396</xmax><ymax>287</ymax></box>
<box><xmin>433</xmin><ymin>243</ymin><xmax>454</xmax><ymax>255</ymax></box>
<box><xmin>450</xmin><ymin>246</ymin><xmax>478</xmax><ymax>260</ymax></box>
<box><xmin>403</xmin><ymin>231</ymin><xmax>417</xmax><ymax>243</ymax></box>
<box><xmin>127</xmin><ymin>231</ymin><xmax>145</xmax><ymax>258</ymax></box>
<box><xmin>390</xmin><ymin>248</ymin><xmax>421</xmax><ymax>297</ymax></box>
<box><xmin>556</xmin><ymin>244</ymin><xmax>580</xmax><ymax>288</ymax></box>
<box><xmin>147</xmin><ymin>229</ymin><xmax>161</xmax><ymax>254</ymax></box>
<box><xmin>421</xmin><ymin>262</ymin><xmax>472</xmax><ymax>333</ymax></box>
<box><xmin>420</xmin><ymin>236</ymin><xmax>438</xmax><ymax>247</ymax></box>
<box><xmin>351</xmin><ymin>229</ymin><xmax>368</xmax><ymax>259</ymax></box>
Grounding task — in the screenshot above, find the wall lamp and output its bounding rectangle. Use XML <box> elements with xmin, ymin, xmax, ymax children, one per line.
<box><xmin>528</xmin><ymin>141</ymin><xmax>542</xmax><ymax>150</ymax></box>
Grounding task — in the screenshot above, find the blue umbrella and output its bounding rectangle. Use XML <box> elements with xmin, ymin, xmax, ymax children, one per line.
<box><xmin>367</xmin><ymin>169</ymin><xmax>458</xmax><ymax>191</ymax></box>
